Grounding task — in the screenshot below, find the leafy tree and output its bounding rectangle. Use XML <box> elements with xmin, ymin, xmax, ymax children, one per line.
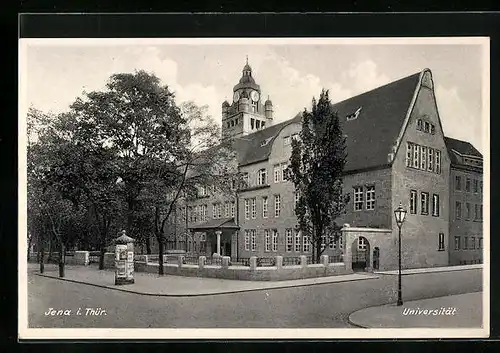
<box><xmin>288</xmin><ymin>89</ymin><xmax>350</xmax><ymax>264</ymax></box>
<box><xmin>27</xmin><ymin>108</ymin><xmax>88</xmax><ymax>276</ymax></box>
<box><xmin>141</xmin><ymin>101</ymin><xmax>239</xmax><ymax>275</ymax></box>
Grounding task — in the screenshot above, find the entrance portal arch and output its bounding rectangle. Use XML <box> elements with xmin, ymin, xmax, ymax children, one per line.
<box><xmin>351</xmin><ymin>236</ymin><xmax>371</xmax><ymax>272</ymax></box>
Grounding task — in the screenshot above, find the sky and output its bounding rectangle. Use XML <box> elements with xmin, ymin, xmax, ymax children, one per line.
<box><xmin>21</xmin><ymin>39</ymin><xmax>487</xmax><ymax>153</ymax></box>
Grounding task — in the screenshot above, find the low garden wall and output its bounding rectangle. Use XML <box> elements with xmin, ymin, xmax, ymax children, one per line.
<box><xmin>134</xmin><ymin>255</ymin><xmax>351</xmax><ymax>281</ymax></box>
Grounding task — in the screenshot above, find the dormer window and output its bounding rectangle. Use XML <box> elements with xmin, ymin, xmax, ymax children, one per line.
<box><xmin>261</xmin><ymin>137</ymin><xmax>272</xmax><ymax>147</ymax></box>
<box><xmin>283</xmin><ymin>136</ymin><xmax>291</xmax><ymax>146</ymax></box>
<box><xmin>347</xmin><ymin>107</ymin><xmax>362</xmax><ymax>121</ymax></box>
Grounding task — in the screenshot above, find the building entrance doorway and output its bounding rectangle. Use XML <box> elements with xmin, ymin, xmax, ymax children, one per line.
<box><xmin>351</xmin><ymin>236</ymin><xmax>370</xmax><ymax>272</ymax></box>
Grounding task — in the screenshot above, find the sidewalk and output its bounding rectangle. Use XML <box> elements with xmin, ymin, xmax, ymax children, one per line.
<box><xmin>31</xmin><ymin>264</ymin><xmax>379</xmax><ymax>297</ymax></box>
<box><xmin>374</xmin><ymin>264</ymin><xmax>482</xmax><ymax>276</ymax></box>
<box><xmin>349</xmin><ymin>292</ymin><xmax>483</xmax><ymax>328</ymax></box>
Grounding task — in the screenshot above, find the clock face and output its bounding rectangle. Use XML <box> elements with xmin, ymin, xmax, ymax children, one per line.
<box><xmin>251</xmin><ymin>90</ymin><xmax>260</xmax><ymax>102</ymax></box>
<box><xmin>233</xmin><ymin>91</ymin><xmax>240</xmax><ymax>102</ymax></box>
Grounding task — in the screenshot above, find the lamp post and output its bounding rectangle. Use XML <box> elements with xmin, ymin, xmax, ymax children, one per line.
<box><xmin>394</xmin><ymin>202</ymin><xmax>407</xmax><ymax>306</ymax></box>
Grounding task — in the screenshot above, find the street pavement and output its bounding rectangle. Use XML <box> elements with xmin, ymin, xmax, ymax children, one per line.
<box><xmin>26</xmin><ymin>264</ymin><xmax>483</xmax><ymax>328</ymax></box>
<box><xmin>34</xmin><ymin>264</ymin><xmax>379</xmax><ymax>296</ymax></box>
<box><xmin>349</xmin><ymin>292</ymin><xmax>483</xmax><ymax>328</ymax></box>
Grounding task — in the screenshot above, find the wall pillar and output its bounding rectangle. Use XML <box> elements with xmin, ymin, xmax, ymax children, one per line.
<box><xmin>342</xmin><ymin>224</ymin><xmax>353</xmax><ymax>271</ymax></box>
<box><xmin>216</xmin><ymin>230</ymin><xmax>222</xmax><ymax>256</ymax></box>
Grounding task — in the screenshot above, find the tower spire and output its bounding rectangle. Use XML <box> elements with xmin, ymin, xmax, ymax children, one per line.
<box><xmin>246</xmin><ymin>55</ymin><xmax>248</xmax><ymax>65</ymax></box>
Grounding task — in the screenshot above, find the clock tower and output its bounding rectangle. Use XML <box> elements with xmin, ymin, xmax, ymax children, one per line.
<box><xmin>221</xmin><ymin>58</ymin><xmax>273</xmax><ymax>138</ymax></box>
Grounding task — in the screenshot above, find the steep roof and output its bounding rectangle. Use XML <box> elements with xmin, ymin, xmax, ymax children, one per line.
<box><xmin>444</xmin><ymin>136</ymin><xmax>483</xmax><ymax>166</ymax></box>
<box><xmin>235</xmin><ymin>70</ymin><xmax>423</xmax><ymax>172</ymax></box>
<box><xmin>234</xmin><ymin>113</ymin><xmax>301</xmax><ymax>166</ymax></box>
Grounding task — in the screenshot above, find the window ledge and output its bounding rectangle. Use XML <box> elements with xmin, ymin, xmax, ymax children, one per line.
<box><xmin>238</xmin><ymin>185</ymin><xmax>271</xmax><ymax>192</ymax></box>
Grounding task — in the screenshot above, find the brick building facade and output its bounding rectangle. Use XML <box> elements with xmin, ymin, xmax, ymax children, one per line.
<box><xmin>163</xmin><ymin>62</ymin><xmax>483</xmax><ymax>271</ymax></box>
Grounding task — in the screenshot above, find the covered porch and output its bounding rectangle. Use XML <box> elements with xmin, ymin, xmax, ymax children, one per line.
<box><xmin>188</xmin><ymin>218</ymin><xmax>240</xmax><ymax>260</ymax></box>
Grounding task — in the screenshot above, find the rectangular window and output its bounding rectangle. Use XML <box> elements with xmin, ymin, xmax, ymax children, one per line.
<box><xmin>424</xmin><ymin>121</ymin><xmax>430</xmax><ymax>133</ymax></box>
<box><xmin>456</xmin><ymin>201</ymin><xmax>462</xmax><ymax>219</ymax></box>
<box><xmin>417</xmin><ymin>119</ymin><xmax>423</xmax><ymax>131</ymax></box>
<box><xmin>480</xmin><ymin>204</ymin><xmax>483</xmax><ymax>220</ymax></box>
<box><xmin>470</xmin><ymin>236</ymin><xmax>476</xmax><ymax>250</ymax></box>
<box><xmin>463</xmin><ymin>236</ymin><xmax>468</xmax><ymax>250</ymax></box>
<box><xmin>413</xmin><ymin>144</ymin><xmax>420</xmax><ymax>168</ymax></box>
<box><xmin>455</xmin><ymin>175</ymin><xmax>462</xmax><ymax>191</ymax></box>
<box><xmin>354</xmin><ymin>186</ymin><xmax>364</xmax><ymax>211</ymax></box>
<box><xmin>473</xmin><ymin>179</ymin><xmax>479</xmax><ymax>193</ymax></box>
<box><xmin>321</xmin><ymin>235</ymin><xmax>327</xmax><ymax>251</ymax></box>
<box><xmin>406</xmin><ymin>142</ymin><xmax>413</xmax><ymax>167</ymax></box>
<box><xmin>421</xmin><ymin>146</ymin><xmax>427</xmax><ymax>170</ymax></box>
<box><xmin>475</xmin><ymin>204</ymin><xmax>479</xmax><ymax>220</ymax></box>
<box><xmin>188</xmin><ymin>206</ymin><xmax>193</xmax><ymax>222</ymax></box>
<box><xmin>265</xmin><ymin>230</ymin><xmax>271</xmax><ymax>252</ymax></box>
<box><xmin>435</xmin><ymin>150</ymin><xmax>441</xmax><ymax>174</ymax></box>
<box><xmin>428</xmin><ymin>148</ymin><xmax>434</xmax><ymax>172</ymax></box>
<box><xmin>243</xmin><ymin>172</ymin><xmax>250</xmax><ymax>188</ymax></box>
<box><xmin>466</xmin><ymin>202</ymin><xmax>471</xmax><ymax>220</ymax></box>
<box><xmin>357</xmin><ymin>237</ymin><xmax>367</xmax><ymax>251</ymax></box>
<box><xmin>272</xmin><ymin>229</ymin><xmax>278</xmax><ymax>252</ymax></box>
<box><xmin>257</xmin><ymin>168</ymin><xmax>268</xmax><ymax>186</ymax></box>
<box><xmin>329</xmin><ymin>235</ymin><xmax>336</xmax><ymax>249</ymax></box>
<box><xmin>251</xmin><ymin>198</ymin><xmax>257</xmax><ymax>219</ymax></box>
<box><xmin>410</xmin><ymin>190</ymin><xmax>417</xmax><ymax>214</ymax></box>
<box><xmin>224</xmin><ymin>203</ymin><xmax>229</xmax><ymax>218</ymax></box>
<box><xmin>438</xmin><ymin>233</ymin><xmax>445</xmax><ymax>251</ymax></box>
<box><xmin>274</xmin><ymin>194</ymin><xmax>281</xmax><ymax>217</ymax></box>
<box><xmin>479</xmin><ymin>238</ymin><xmax>483</xmax><ymax>249</ymax></box>
<box><xmin>283</xmin><ymin>136</ymin><xmax>291</xmax><ymax>146</ymax></box>
<box><xmin>244</xmin><ymin>199</ymin><xmax>250</xmax><ymax>220</ymax></box>
<box><xmin>202</xmin><ymin>204</ymin><xmax>207</xmax><ymax>221</ymax></box>
<box><xmin>454</xmin><ymin>236</ymin><xmax>461</xmax><ymax>250</ymax></box>
<box><xmin>281</xmin><ymin>163</ymin><xmax>290</xmax><ymax>181</ymax></box>
<box><xmin>366</xmin><ymin>185</ymin><xmax>375</xmax><ymax>210</ymax></box>
<box><xmin>230</xmin><ymin>202</ymin><xmax>235</xmax><ymax>218</ymax></box>
<box><xmin>421</xmin><ymin>192</ymin><xmax>429</xmax><ymax>215</ymax></box>
<box><xmin>294</xmin><ymin>192</ymin><xmax>300</xmax><ymax>209</ymax></box>
<box><xmin>262</xmin><ymin>196</ymin><xmax>268</xmax><ymax>218</ymax></box>
<box><xmin>432</xmin><ymin>194</ymin><xmax>440</xmax><ymax>217</ymax></box>
<box><xmin>294</xmin><ymin>230</ymin><xmax>301</xmax><ymax>252</ymax></box>
<box><xmin>303</xmin><ymin>234</ymin><xmax>311</xmax><ymax>252</ymax></box>
<box><xmin>244</xmin><ymin>230</ymin><xmax>250</xmax><ymax>251</ymax></box>
<box><xmin>286</xmin><ymin>229</ymin><xmax>293</xmax><ymax>252</ymax></box>
<box><xmin>217</xmin><ymin>204</ymin><xmax>222</xmax><ymax>219</ymax></box>
<box><xmin>274</xmin><ymin>164</ymin><xmax>281</xmax><ymax>183</ymax></box>
<box><xmin>466</xmin><ymin>178</ymin><xmax>471</xmax><ymax>192</ymax></box>
<box><xmin>251</xmin><ymin>230</ymin><xmax>257</xmax><ymax>251</ymax></box>
<box><xmin>431</xmin><ymin>124</ymin><xmax>436</xmax><ymax>135</ymax></box>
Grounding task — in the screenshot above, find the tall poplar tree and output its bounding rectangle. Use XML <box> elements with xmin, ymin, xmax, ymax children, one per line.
<box><xmin>289</xmin><ymin>89</ymin><xmax>350</xmax><ymax>263</ymax></box>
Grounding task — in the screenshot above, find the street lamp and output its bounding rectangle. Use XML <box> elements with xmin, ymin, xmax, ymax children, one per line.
<box><xmin>394</xmin><ymin>201</ymin><xmax>407</xmax><ymax>306</ymax></box>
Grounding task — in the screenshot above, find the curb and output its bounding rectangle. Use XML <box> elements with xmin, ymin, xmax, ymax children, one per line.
<box><xmin>35</xmin><ymin>272</ymin><xmax>379</xmax><ymax>298</ymax></box>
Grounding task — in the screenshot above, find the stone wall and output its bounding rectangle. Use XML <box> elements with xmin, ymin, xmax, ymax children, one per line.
<box><xmin>134</xmin><ymin>255</ymin><xmax>350</xmax><ymax>281</ymax></box>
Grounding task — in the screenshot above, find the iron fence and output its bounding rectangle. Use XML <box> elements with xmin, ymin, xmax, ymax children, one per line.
<box><xmin>257</xmin><ymin>257</ymin><xmax>276</xmax><ymax>267</ymax></box>
<box><xmin>205</xmin><ymin>257</ymin><xmax>222</xmax><ymax>266</ymax></box>
<box><xmin>232</xmin><ymin>257</ymin><xmax>250</xmax><ymax>266</ymax></box>
<box><xmin>328</xmin><ymin>254</ymin><xmax>342</xmax><ymax>263</ymax></box>
<box><xmin>182</xmin><ymin>255</ymin><xmax>199</xmax><ymax>265</ymax></box>
<box><xmin>282</xmin><ymin>257</ymin><xmax>301</xmax><ymax>266</ymax></box>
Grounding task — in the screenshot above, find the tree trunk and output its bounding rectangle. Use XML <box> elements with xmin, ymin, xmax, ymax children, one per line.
<box><xmin>127</xmin><ymin>198</ymin><xmax>134</xmax><ymax>237</ymax></box>
<box><xmin>145</xmin><ymin>233</ymin><xmax>152</xmax><ymax>255</ymax></box>
<box><xmin>155</xmin><ymin>205</ymin><xmax>164</xmax><ymax>275</ymax></box>
<box><xmin>39</xmin><ymin>247</ymin><xmax>45</xmax><ymax>274</ymax></box>
<box><xmin>158</xmin><ymin>235</ymin><xmax>164</xmax><ymax>275</ymax></box>
<box><xmin>47</xmin><ymin>236</ymin><xmax>53</xmax><ymax>262</ymax></box>
<box><xmin>58</xmin><ymin>242</ymin><xmax>65</xmax><ymax>278</ymax></box>
<box><xmin>99</xmin><ymin>246</ymin><xmax>105</xmax><ymax>270</ymax></box>
<box><xmin>315</xmin><ymin>242</ymin><xmax>321</xmax><ymax>264</ymax></box>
